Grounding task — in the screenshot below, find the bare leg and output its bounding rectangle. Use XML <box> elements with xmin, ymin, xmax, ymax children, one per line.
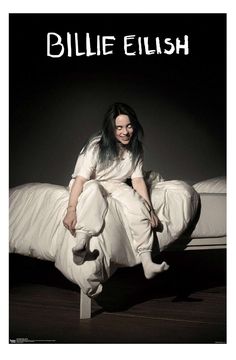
<box><xmin>140</xmin><ymin>251</ymin><xmax>169</xmax><ymax>279</ymax></box>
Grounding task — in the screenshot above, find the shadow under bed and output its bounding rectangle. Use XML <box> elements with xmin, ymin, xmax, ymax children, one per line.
<box><xmin>9</xmin><ymin>249</ymin><xmax>226</xmax><ymax>313</ymax></box>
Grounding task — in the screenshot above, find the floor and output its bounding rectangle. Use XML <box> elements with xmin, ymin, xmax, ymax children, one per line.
<box><xmin>9</xmin><ymin>250</ymin><xmax>226</xmax><ymax>344</ymax></box>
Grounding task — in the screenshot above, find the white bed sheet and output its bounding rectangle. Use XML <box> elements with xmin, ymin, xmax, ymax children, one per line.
<box><xmin>9</xmin><ymin>180</ymin><xmax>199</xmax><ymax>297</ymax></box>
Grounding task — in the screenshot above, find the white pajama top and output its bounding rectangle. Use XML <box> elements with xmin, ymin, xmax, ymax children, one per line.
<box><xmin>71</xmin><ymin>137</ymin><xmax>143</xmax><ymax>183</ymax></box>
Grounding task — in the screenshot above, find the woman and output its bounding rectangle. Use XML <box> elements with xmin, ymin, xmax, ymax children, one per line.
<box><xmin>63</xmin><ymin>102</ymin><xmax>169</xmax><ymax>279</ymax></box>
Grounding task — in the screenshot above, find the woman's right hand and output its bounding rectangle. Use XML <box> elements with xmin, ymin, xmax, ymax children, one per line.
<box><xmin>63</xmin><ymin>209</ymin><xmax>77</xmax><ymax>237</ymax></box>
<box><xmin>63</xmin><ymin>176</ymin><xmax>87</xmax><ymax>237</ymax></box>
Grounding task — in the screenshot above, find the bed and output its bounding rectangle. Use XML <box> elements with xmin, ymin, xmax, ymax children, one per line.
<box><xmin>9</xmin><ymin>174</ymin><xmax>226</xmax><ymax>318</ymax></box>
<box><xmin>176</xmin><ymin>176</ymin><xmax>226</xmax><ymax>251</ymax></box>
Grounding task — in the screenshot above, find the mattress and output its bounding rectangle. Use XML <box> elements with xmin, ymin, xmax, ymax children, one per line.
<box><xmin>191</xmin><ymin>193</ymin><xmax>226</xmax><ymax>238</ymax></box>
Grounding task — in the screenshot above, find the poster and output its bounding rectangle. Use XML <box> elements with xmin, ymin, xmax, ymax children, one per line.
<box><xmin>9</xmin><ymin>12</ymin><xmax>226</xmax><ymax>345</ymax></box>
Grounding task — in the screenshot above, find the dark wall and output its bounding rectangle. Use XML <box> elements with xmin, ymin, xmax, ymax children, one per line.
<box><xmin>9</xmin><ymin>14</ymin><xmax>226</xmax><ymax>187</ymax></box>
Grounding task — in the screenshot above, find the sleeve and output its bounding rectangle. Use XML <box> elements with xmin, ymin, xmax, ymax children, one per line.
<box><xmin>71</xmin><ymin>144</ymin><xmax>98</xmax><ymax>180</ymax></box>
<box><xmin>131</xmin><ymin>157</ymin><xmax>144</xmax><ymax>179</ymax></box>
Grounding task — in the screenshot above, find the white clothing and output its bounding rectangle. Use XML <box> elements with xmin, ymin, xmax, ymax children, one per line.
<box><xmin>71</xmin><ymin>136</ymin><xmax>143</xmax><ymax>182</ymax></box>
<box><xmin>74</xmin><ymin>180</ymin><xmax>153</xmax><ymax>254</ymax></box>
<box><xmin>69</xmin><ymin>138</ymin><xmax>154</xmax><ymax>255</ymax></box>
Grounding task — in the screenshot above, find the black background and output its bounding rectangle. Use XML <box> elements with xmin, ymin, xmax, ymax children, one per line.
<box><xmin>9</xmin><ymin>13</ymin><xmax>226</xmax><ymax>187</ymax></box>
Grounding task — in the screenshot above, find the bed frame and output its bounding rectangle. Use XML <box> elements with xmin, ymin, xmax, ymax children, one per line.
<box><xmin>10</xmin><ymin>178</ymin><xmax>226</xmax><ymax>319</ymax></box>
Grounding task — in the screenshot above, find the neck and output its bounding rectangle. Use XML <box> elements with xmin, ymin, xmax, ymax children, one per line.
<box><xmin>116</xmin><ymin>142</ymin><xmax>127</xmax><ymax>160</ymax></box>
<box><xmin>118</xmin><ymin>140</ymin><xmax>130</xmax><ymax>148</ymax></box>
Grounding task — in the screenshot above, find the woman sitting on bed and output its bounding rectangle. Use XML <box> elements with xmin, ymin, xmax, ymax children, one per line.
<box><xmin>63</xmin><ymin>102</ymin><xmax>169</xmax><ymax>279</ymax></box>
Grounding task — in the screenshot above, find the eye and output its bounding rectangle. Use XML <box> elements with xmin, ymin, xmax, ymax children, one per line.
<box><xmin>127</xmin><ymin>124</ymin><xmax>133</xmax><ymax>129</ymax></box>
<box><xmin>116</xmin><ymin>126</ymin><xmax>122</xmax><ymax>130</ymax></box>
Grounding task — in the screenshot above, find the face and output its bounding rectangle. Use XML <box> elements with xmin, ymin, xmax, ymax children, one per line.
<box><xmin>114</xmin><ymin>114</ymin><xmax>134</xmax><ymax>145</ymax></box>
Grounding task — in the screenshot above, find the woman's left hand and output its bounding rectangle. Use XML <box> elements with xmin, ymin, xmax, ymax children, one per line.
<box><xmin>149</xmin><ymin>210</ymin><xmax>159</xmax><ymax>229</ymax></box>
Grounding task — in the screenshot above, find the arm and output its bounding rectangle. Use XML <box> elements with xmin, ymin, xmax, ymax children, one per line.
<box><xmin>64</xmin><ymin>141</ymin><xmax>98</xmax><ymax>235</ymax></box>
<box><xmin>63</xmin><ymin>176</ymin><xmax>88</xmax><ymax>236</ymax></box>
<box><xmin>131</xmin><ymin>177</ymin><xmax>159</xmax><ymax>228</ymax></box>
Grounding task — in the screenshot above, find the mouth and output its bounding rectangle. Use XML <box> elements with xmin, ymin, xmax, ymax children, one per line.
<box><xmin>119</xmin><ymin>136</ymin><xmax>130</xmax><ymax>141</ymax></box>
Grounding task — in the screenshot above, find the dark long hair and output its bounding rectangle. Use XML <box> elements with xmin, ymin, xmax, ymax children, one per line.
<box><xmin>82</xmin><ymin>102</ymin><xmax>144</xmax><ymax>170</ymax></box>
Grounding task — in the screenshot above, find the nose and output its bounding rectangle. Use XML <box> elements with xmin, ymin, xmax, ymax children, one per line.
<box><xmin>122</xmin><ymin>128</ymin><xmax>128</xmax><ymax>135</ymax></box>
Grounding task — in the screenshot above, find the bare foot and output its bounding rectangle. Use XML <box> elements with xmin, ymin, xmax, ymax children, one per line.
<box><xmin>143</xmin><ymin>261</ymin><xmax>170</xmax><ymax>279</ymax></box>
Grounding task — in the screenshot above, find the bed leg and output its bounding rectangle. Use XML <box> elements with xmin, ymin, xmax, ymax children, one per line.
<box><xmin>80</xmin><ymin>291</ymin><xmax>92</xmax><ymax>319</ymax></box>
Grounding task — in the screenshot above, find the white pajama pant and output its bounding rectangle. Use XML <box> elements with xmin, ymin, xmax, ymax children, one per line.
<box><xmin>73</xmin><ymin>180</ymin><xmax>154</xmax><ymax>255</ymax></box>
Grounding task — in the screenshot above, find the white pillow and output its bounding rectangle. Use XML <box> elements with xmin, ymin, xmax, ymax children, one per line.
<box><xmin>193</xmin><ymin>176</ymin><xmax>226</xmax><ymax>193</ymax></box>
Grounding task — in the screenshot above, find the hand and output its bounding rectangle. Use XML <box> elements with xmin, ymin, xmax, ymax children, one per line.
<box><xmin>63</xmin><ymin>209</ymin><xmax>77</xmax><ymax>237</ymax></box>
<box><xmin>149</xmin><ymin>209</ymin><xmax>159</xmax><ymax>229</ymax></box>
